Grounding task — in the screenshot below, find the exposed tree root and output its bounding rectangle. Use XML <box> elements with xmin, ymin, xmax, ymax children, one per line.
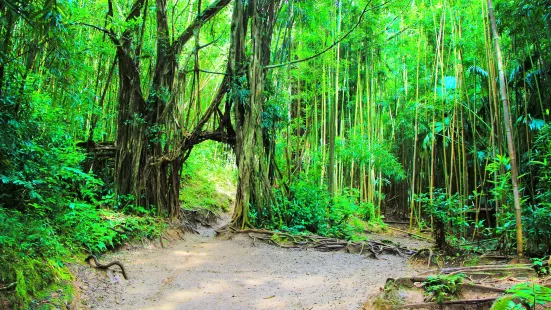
<box><xmin>396</xmin><ymin>297</ymin><xmax>497</xmax><ymax>309</ymax></box>
<box><xmin>219</xmin><ymin>228</ymin><xmax>416</xmax><ymax>258</ymax></box>
<box><xmin>386</xmin><ymin>226</ymin><xmax>434</xmax><ymax>242</ymax></box>
<box><xmin>374</xmin><ymin>261</ymin><xmax>546</xmax><ymax>309</ymax></box>
<box><xmin>417</xmin><ymin>264</ymin><xmax>538</xmax><ymax>277</ymax></box>
<box><xmin>0</xmin><ymin>283</ymin><xmax>16</xmax><ymax>291</ymax></box>
<box><xmin>408</xmin><ymin>248</ymin><xmax>437</xmax><ymax>267</ymax></box>
<box><xmin>85</xmin><ymin>255</ymin><xmax>128</xmax><ymax>280</ymax></box>
<box><xmin>390</xmin><ymin>276</ymin><xmax>507</xmax><ymax>293</ymax></box>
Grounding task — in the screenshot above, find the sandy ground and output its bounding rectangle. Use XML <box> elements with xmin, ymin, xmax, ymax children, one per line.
<box><xmin>72</xmin><ymin>219</ymin><xmax>427</xmax><ymax>310</ymax></box>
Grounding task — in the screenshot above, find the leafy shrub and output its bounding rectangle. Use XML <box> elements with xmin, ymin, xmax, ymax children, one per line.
<box><xmin>423</xmin><ymin>273</ymin><xmax>465</xmax><ymax>303</ymax></box>
<box><xmin>415</xmin><ymin>189</ymin><xmax>472</xmax><ymax>249</ymax></box>
<box><xmin>522</xmin><ymin>203</ymin><xmax>551</xmax><ymax>255</ymax></box>
<box><xmin>523</xmin><ymin>124</ymin><xmax>551</xmax><ymax>255</ymax></box>
<box><xmin>531</xmin><ymin>257</ymin><xmax>550</xmax><ymax>277</ymax></box>
<box><xmin>491</xmin><ymin>282</ymin><xmax>551</xmax><ymax>310</ymax></box>
<box><xmin>0</xmin><ymin>117</ymin><xmax>165</xmax><ymax>307</ymax></box>
<box><xmin>253</xmin><ymin>176</ymin><xmax>376</xmax><ymax>239</ymax></box>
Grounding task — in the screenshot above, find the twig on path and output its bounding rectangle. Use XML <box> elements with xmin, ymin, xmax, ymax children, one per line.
<box><xmin>176</xmin><ymin>231</ymin><xmax>186</xmax><ymax>241</ymax></box>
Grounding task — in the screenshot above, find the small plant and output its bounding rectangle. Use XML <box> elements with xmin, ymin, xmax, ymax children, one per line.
<box><xmin>415</xmin><ymin>189</ymin><xmax>471</xmax><ymax>252</ymax></box>
<box><xmin>530</xmin><ymin>257</ymin><xmax>550</xmax><ymax>277</ymax></box>
<box><xmin>423</xmin><ymin>273</ymin><xmax>466</xmax><ymax>303</ymax></box>
<box><xmin>491</xmin><ymin>282</ymin><xmax>551</xmax><ymax>310</ymax></box>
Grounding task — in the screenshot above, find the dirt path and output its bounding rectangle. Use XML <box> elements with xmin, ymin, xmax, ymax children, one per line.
<box><xmin>73</xmin><ymin>220</ymin><xmax>427</xmax><ymax>310</ymax></box>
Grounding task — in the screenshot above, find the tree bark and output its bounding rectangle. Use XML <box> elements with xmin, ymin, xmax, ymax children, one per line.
<box><xmin>230</xmin><ymin>0</ymin><xmax>281</xmax><ymax>228</ymax></box>
<box><xmin>113</xmin><ymin>0</ymin><xmax>231</xmax><ymax>218</ymax></box>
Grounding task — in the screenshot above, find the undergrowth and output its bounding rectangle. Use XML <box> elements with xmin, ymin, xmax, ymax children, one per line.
<box><xmin>0</xmin><ymin>198</ymin><xmax>166</xmax><ymax>309</ymax></box>
<box><xmin>0</xmin><ymin>104</ymin><xmax>166</xmax><ymax>308</ymax></box>
<box><xmin>491</xmin><ymin>282</ymin><xmax>551</xmax><ymax>310</ymax></box>
<box><xmin>422</xmin><ymin>273</ymin><xmax>466</xmax><ymax>303</ymax></box>
<box><xmin>251</xmin><ymin>174</ymin><xmax>384</xmax><ymax>240</ymax></box>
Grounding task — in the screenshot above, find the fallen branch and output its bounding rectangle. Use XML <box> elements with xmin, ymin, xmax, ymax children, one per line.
<box><xmin>418</xmin><ymin>263</ymin><xmax>535</xmax><ymax>276</ymax></box>
<box><xmin>447</xmin><ymin>267</ymin><xmax>535</xmax><ymax>276</ymax></box>
<box><xmin>462</xmin><ymin>283</ymin><xmax>507</xmax><ymax>293</ymax></box>
<box><xmin>480</xmin><ymin>254</ymin><xmax>512</xmax><ymax>260</ymax></box>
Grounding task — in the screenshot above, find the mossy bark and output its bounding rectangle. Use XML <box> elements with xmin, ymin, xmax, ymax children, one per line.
<box><xmin>229</xmin><ymin>0</ymin><xmax>280</xmax><ymax>228</ymax></box>
<box><xmin>113</xmin><ymin>0</ymin><xmax>230</xmax><ymax>218</ymax></box>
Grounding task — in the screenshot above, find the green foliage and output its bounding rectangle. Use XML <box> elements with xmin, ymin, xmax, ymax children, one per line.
<box><xmin>0</xmin><ymin>197</ymin><xmax>165</xmax><ymax>308</ymax></box>
<box><xmin>179</xmin><ymin>142</ymin><xmax>236</xmax><ymax>214</ymax></box>
<box><xmin>531</xmin><ymin>257</ymin><xmax>550</xmax><ymax>277</ymax></box>
<box><xmin>523</xmin><ymin>124</ymin><xmax>551</xmax><ymax>254</ymax></box>
<box><xmin>423</xmin><ymin>273</ymin><xmax>466</xmax><ymax>303</ymax></box>
<box><xmin>0</xmin><ymin>92</ymin><xmax>165</xmax><ymax>308</ymax></box>
<box><xmin>272</xmin><ymin>177</ymin><xmax>330</xmax><ymax>233</ymax></box>
<box><xmin>491</xmin><ymin>282</ymin><xmax>551</xmax><ymax>310</ymax></box>
<box><xmin>0</xmin><ymin>209</ymin><xmax>71</xmax><ymax>308</ymax></box>
<box><xmin>415</xmin><ymin>189</ymin><xmax>472</xmax><ymax>245</ymax></box>
<box><xmin>521</xmin><ymin>203</ymin><xmax>551</xmax><ymax>255</ymax></box>
<box><xmin>253</xmin><ymin>175</ymin><xmax>377</xmax><ymax>239</ymax></box>
<box><xmin>338</xmin><ymin>132</ymin><xmax>406</xmax><ymax>181</ymax></box>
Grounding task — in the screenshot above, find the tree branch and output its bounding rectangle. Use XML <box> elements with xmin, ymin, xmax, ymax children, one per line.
<box><xmin>171</xmin><ymin>0</ymin><xmax>231</xmax><ymax>57</ymax></box>
<box><xmin>186</xmin><ymin>69</ymin><xmax>228</xmax><ymax>75</ymax></box>
<box><xmin>264</xmin><ymin>0</ymin><xmax>389</xmax><ymax>70</ymax></box>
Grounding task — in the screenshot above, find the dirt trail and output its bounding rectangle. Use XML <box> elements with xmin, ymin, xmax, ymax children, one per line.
<box><xmin>73</xmin><ymin>218</ymin><xmax>427</xmax><ymax>310</ymax></box>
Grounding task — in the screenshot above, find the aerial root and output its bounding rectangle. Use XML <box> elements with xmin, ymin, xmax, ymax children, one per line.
<box><xmin>227</xmin><ymin>228</ymin><xmax>415</xmax><ymax>258</ymax></box>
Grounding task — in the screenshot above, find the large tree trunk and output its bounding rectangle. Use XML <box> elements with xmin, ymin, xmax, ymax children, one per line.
<box><xmin>230</xmin><ymin>0</ymin><xmax>281</xmax><ymax>228</ymax></box>
<box><xmin>113</xmin><ymin>0</ymin><xmax>177</xmax><ymax>217</ymax></box>
<box><xmin>113</xmin><ymin>0</ymin><xmax>230</xmax><ymax>218</ymax></box>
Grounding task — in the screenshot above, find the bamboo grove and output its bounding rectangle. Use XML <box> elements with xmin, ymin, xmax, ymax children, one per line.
<box><xmin>2</xmin><ymin>0</ymin><xmax>551</xmax><ymax>269</ymax></box>
<box><xmin>262</xmin><ymin>0</ymin><xmax>551</xmax><ymax>256</ymax></box>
